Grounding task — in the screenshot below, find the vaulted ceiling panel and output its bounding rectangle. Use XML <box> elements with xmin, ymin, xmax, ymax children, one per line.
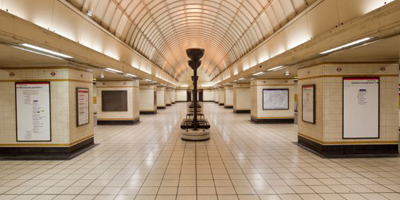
<box><xmin>68</xmin><ymin>0</ymin><xmax>314</xmax><ymax>79</ymax></box>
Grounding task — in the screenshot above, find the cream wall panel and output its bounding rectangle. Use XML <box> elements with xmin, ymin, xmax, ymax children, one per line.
<box><xmin>234</xmin><ymin>86</ymin><xmax>251</xmax><ymax>111</ymax></box>
<box><xmin>171</xmin><ymin>90</ymin><xmax>176</xmax><ymax>103</ymax></box>
<box><xmin>53</xmin><ymin>1</ymin><xmax>83</xmax><ymax>42</ymax></box>
<box><xmin>224</xmin><ymin>88</ymin><xmax>233</xmax><ymax>106</ymax></box>
<box><xmin>218</xmin><ymin>89</ymin><xmax>225</xmax><ymax>104</ymax></box>
<box><xmin>139</xmin><ymin>89</ymin><xmax>155</xmax><ymax>112</ymax></box>
<box><xmin>157</xmin><ymin>87</ymin><xmax>166</xmax><ymax>107</ymax></box>
<box><xmin>305</xmin><ymin>0</ymin><xmax>339</xmax><ymax>39</ymax></box>
<box><xmin>203</xmin><ymin>90</ymin><xmax>214</xmax><ymax>101</ymax></box>
<box><xmin>337</xmin><ymin>0</ymin><xmax>393</xmax><ymax>24</ymax></box>
<box><xmin>165</xmin><ymin>89</ymin><xmax>171</xmax><ymax>105</ymax></box>
<box><xmin>176</xmin><ymin>90</ymin><xmax>187</xmax><ymax>102</ymax></box>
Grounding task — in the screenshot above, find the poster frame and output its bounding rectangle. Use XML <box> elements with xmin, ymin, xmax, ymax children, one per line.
<box><xmin>302</xmin><ymin>84</ymin><xmax>316</xmax><ymax>124</ymax></box>
<box><xmin>15</xmin><ymin>82</ymin><xmax>52</xmax><ymax>142</ymax></box>
<box><xmin>76</xmin><ymin>87</ymin><xmax>90</xmax><ymax>127</ymax></box>
<box><xmin>101</xmin><ymin>90</ymin><xmax>128</xmax><ymax>112</ymax></box>
<box><xmin>342</xmin><ymin>77</ymin><xmax>380</xmax><ymax>139</ymax></box>
<box><xmin>262</xmin><ymin>88</ymin><xmax>290</xmax><ymax>110</ymax></box>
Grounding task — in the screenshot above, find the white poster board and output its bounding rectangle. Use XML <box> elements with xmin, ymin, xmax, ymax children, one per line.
<box><xmin>77</xmin><ymin>88</ymin><xmax>89</xmax><ymax>126</ymax></box>
<box><xmin>263</xmin><ymin>89</ymin><xmax>289</xmax><ymax>110</ymax></box>
<box><xmin>343</xmin><ymin>78</ymin><xmax>379</xmax><ymax>139</ymax></box>
<box><xmin>16</xmin><ymin>82</ymin><xmax>51</xmax><ymax>141</ymax></box>
<box><xmin>302</xmin><ymin>85</ymin><xmax>315</xmax><ymax>124</ymax></box>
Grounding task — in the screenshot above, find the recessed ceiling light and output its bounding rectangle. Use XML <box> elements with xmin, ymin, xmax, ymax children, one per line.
<box><xmin>21</xmin><ymin>43</ymin><xmax>73</xmax><ymax>59</ymax></box>
<box><xmin>320</xmin><ymin>37</ymin><xmax>372</xmax><ymax>55</ymax></box>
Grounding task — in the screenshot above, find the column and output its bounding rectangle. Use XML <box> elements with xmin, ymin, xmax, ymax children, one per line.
<box><xmin>298</xmin><ymin>62</ymin><xmax>399</xmax><ymax>156</ymax></box>
<box><xmin>171</xmin><ymin>89</ymin><xmax>176</xmax><ymax>104</ymax></box>
<box><xmin>176</xmin><ymin>89</ymin><xmax>187</xmax><ymax>102</ymax></box>
<box><xmin>139</xmin><ymin>84</ymin><xmax>157</xmax><ymax>114</ymax></box>
<box><xmin>0</xmin><ymin>67</ymin><xmax>94</xmax><ymax>159</ymax></box>
<box><xmin>218</xmin><ymin>88</ymin><xmax>225</xmax><ymax>106</ymax></box>
<box><xmin>97</xmin><ymin>80</ymin><xmax>140</xmax><ymax>125</ymax></box>
<box><xmin>224</xmin><ymin>86</ymin><xmax>234</xmax><ymax>108</ymax></box>
<box><xmin>250</xmin><ymin>78</ymin><xmax>295</xmax><ymax>123</ymax></box>
<box><xmin>233</xmin><ymin>83</ymin><xmax>251</xmax><ymax>113</ymax></box>
<box><xmin>203</xmin><ymin>89</ymin><xmax>214</xmax><ymax>102</ymax></box>
<box><xmin>157</xmin><ymin>86</ymin><xmax>166</xmax><ymax>109</ymax></box>
<box><xmin>214</xmin><ymin>89</ymin><xmax>219</xmax><ymax>103</ymax></box>
<box><xmin>165</xmin><ymin>88</ymin><xmax>172</xmax><ymax>106</ymax></box>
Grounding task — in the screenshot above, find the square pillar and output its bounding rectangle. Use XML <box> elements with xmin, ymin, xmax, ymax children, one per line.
<box><xmin>97</xmin><ymin>80</ymin><xmax>140</xmax><ymax>125</ymax></box>
<box><xmin>218</xmin><ymin>88</ymin><xmax>225</xmax><ymax>105</ymax></box>
<box><xmin>176</xmin><ymin>89</ymin><xmax>187</xmax><ymax>102</ymax></box>
<box><xmin>165</xmin><ymin>88</ymin><xmax>172</xmax><ymax>106</ymax></box>
<box><xmin>203</xmin><ymin>89</ymin><xmax>214</xmax><ymax>102</ymax></box>
<box><xmin>298</xmin><ymin>63</ymin><xmax>399</xmax><ymax>156</ymax></box>
<box><xmin>250</xmin><ymin>79</ymin><xmax>295</xmax><ymax>123</ymax></box>
<box><xmin>214</xmin><ymin>89</ymin><xmax>219</xmax><ymax>103</ymax></box>
<box><xmin>224</xmin><ymin>87</ymin><xmax>233</xmax><ymax>108</ymax></box>
<box><xmin>171</xmin><ymin>89</ymin><xmax>176</xmax><ymax>104</ymax></box>
<box><xmin>157</xmin><ymin>86</ymin><xmax>166</xmax><ymax>109</ymax></box>
<box><xmin>0</xmin><ymin>67</ymin><xmax>94</xmax><ymax>159</ymax></box>
<box><xmin>233</xmin><ymin>84</ymin><xmax>251</xmax><ymax>113</ymax></box>
<box><xmin>140</xmin><ymin>84</ymin><xmax>157</xmax><ymax>114</ymax></box>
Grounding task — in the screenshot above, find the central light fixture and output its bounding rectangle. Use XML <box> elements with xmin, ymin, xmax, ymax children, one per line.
<box><xmin>20</xmin><ymin>43</ymin><xmax>73</xmax><ymax>59</ymax></box>
<box><xmin>320</xmin><ymin>37</ymin><xmax>372</xmax><ymax>55</ymax></box>
<box><xmin>105</xmin><ymin>68</ymin><xmax>123</xmax><ymax>74</ymax></box>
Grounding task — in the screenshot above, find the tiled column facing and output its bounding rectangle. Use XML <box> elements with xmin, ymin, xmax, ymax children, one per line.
<box><xmin>97</xmin><ymin>80</ymin><xmax>140</xmax><ymax>125</ymax></box>
<box><xmin>233</xmin><ymin>83</ymin><xmax>251</xmax><ymax>113</ymax></box>
<box><xmin>298</xmin><ymin>63</ymin><xmax>399</xmax><ymax>156</ymax></box>
<box><xmin>171</xmin><ymin>89</ymin><xmax>176</xmax><ymax>104</ymax></box>
<box><xmin>203</xmin><ymin>89</ymin><xmax>215</xmax><ymax>102</ymax></box>
<box><xmin>176</xmin><ymin>89</ymin><xmax>187</xmax><ymax>102</ymax></box>
<box><xmin>218</xmin><ymin>88</ymin><xmax>225</xmax><ymax>106</ymax></box>
<box><xmin>165</xmin><ymin>88</ymin><xmax>172</xmax><ymax>106</ymax></box>
<box><xmin>250</xmin><ymin>79</ymin><xmax>295</xmax><ymax>123</ymax></box>
<box><xmin>214</xmin><ymin>89</ymin><xmax>219</xmax><ymax>103</ymax></box>
<box><xmin>157</xmin><ymin>86</ymin><xmax>166</xmax><ymax>109</ymax></box>
<box><xmin>139</xmin><ymin>84</ymin><xmax>157</xmax><ymax>114</ymax></box>
<box><xmin>224</xmin><ymin>86</ymin><xmax>234</xmax><ymax>108</ymax></box>
<box><xmin>0</xmin><ymin>67</ymin><xmax>94</xmax><ymax>159</ymax></box>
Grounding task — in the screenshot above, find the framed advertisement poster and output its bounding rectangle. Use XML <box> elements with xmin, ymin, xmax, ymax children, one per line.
<box><xmin>343</xmin><ymin>77</ymin><xmax>379</xmax><ymax>139</ymax></box>
<box><xmin>302</xmin><ymin>85</ymin><xmax>315</xmax><ymax>124</ymax></box>
<box><xmin>262</xmin><ymin>89</ymin><xmax>289</xmax><ymax>110</ymax></box>
<box><xmin>16</xmin><ymin>82</ymin><xmax>51</xmax><ymax>142</ymax></box>
<box><xmin>76</xmin><ymin>88</ymin><xmax>90</xmax><ymax>126</ymax></box>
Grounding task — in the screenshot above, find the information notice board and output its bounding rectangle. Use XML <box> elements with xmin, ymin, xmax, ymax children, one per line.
<box><xmin>77</xmin><ymin>88</ymin><xmax>90</xmax><ymax>126</ymax></box>
<box><xmin>16</xmin><ymin>82</ymin><xmax>51</xmax><ymax>142</ymax></box>
<box><xmin>263</xmin><ymin>89</ymin><xmax>289</xmax><ymax>110</ymax></box>
<box><xmin>302</xmin><ymin>85</ymin><xmax>315</xmax><ymax>124</ymax></box>
<box><xmin>343</xmin><ymin>77</ymin><xmax>379</xmax><ymax>139</ymax></box>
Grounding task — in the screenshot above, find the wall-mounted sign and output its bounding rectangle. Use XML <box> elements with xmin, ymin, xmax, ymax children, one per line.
<box><xmin>77</xmin><ymin>88</ymin><xmax>90</xmax><ymax>126</ymax></box>
<box><xmin>343</xmin><ymin>78</ymin><xmax>379</xmax><ymax>139</ymax></box>
<box><xmin>302</xmin><ymin>85</ymin><xmax>315</xmax><ymax>124</ymax></box>
<box><xmin>16</xmin><ymin>82</ymin><xmax>51</xmax><ymax>142</ymax></box>
<box><xmin>263</xmin><ymin>89</ymin><xmax>289</xmax><ymax>110</ymax></box>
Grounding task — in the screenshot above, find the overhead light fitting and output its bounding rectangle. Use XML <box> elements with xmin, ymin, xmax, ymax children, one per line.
<box><xmin>105</xmin><ymin>68</ymin><xmax>123</xmax><ymax>74</ymax></box>
<box><xmin>267</xmin><ymin>66</ymin><xmax>286</xmax><ymax>72</ymax></box>
<box><xmin>253</xmin><ymin>72</ymin><xmax>265</xmax><ymax>76</ymax></box>
<box><xmin>320</xmin><ymin>37</ymin><xmax>372</xmax><ymax>55</ymax></box>
<box><xmin>99</xmin><ymin>74</ymin><xmax>105</xmax><ymax>78</ymax></box>
<box><xmin>125</xmin><ymin>73</ymin><xmax>137</xmax><ymax>78</ymax></box>
<box><xmin>145</xmin><ymin>79</ymin><xmax>152</xmax><ymax>82</ymax></box>
<box><xmin>21</xmin><ymin>43</ymin><xmax>73</xmax><ymax>59</ymax></box>
<box><xmin>284</xmin><ymin>72</ymin><xmax>291</xmax><ymax>76</ymax></box>
<box><xmin>238</xmin><ymin>78</ymin><xmax>245</xmax><ymax>81</ymax></box>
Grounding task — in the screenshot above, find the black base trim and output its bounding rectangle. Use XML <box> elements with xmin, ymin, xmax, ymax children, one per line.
<box><xmin>214</xmin><ymin>102</ymin><xmax>218</xmax><ymax>104</ymax></box>
<box><xmin>166</xmin><ymin>104</ymin><xmax>172</xmax><ymax>106</ymax></box>
<box><xmin>98</xmin><ymin>118</ymin><xmax>140</xmax><ymax>125</ymax></box>
<box><xmin>219</xmin><ymin>103</ymin><xmax>224</xmax><ymax>106</ymax></box>
<box><xmin>298</xmin><ymin>135</ymin><xmax>399</xmax><ymax>158</ymax></box>
<box><xmin>157</xmin><ymin>106</ymin><xmax>166</xmax><ymax>109</ymax></box>
<box><xmin>224</xmin><ymin>106</ymin><xmax>233</xmax><ymax>109</ymax></box>
<box><xmin>172</xmin><ymin>102</ymin><xmax>176</xmax><ymax>104</ymax></box>
<box><xmin>251</xmin><ymin>117</ymin><xmax>294</xmax><ymax>124</ymax></box>
<box><xmin>234</xmin><ymin>110</ymin><xmax>250</xmax><ymax>113</ymax></box>
<box><xmin>175</xmin><ymin>101</ymin><xmax>187</xmax><ymax>103</ymax></box>
<box><xmin>0</xmin><ymin>138</ymin><xmax>95</xmax><ymax>160</ymax></box>
<box><xmin>140</xmin><ymin>111</ymin><xmax>157</xmax><ymax>115</ymax></box>
<box><xmin>203</xmin><ymin>101</ymin><xmax>215</xmax><ymax>102</ymax></box>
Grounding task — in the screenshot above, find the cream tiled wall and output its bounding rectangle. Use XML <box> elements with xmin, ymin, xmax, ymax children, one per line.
<box><xmin>139</xmin><ymin>85</ymin><xmax>156</xmax><ymax>112</ymax></box>
<box><xmin>157</xmin><ymin>87</ymin><xmax>166</xmax><ymax>107</ymax></box>
<box><xmin>0</xmin><ymin>67</ymin><xmax>93</xmax><ymax>146</ymax></box>
<box><xmin>251</xmin><ymin>79</ymin><xmax>295</xmax><ymax>119</ymax></box>
<box><xmin>224</xmin><ymin>87</ymin><xmax>233</xmax><ymax>106</ymax></box>
<box><xmin>233</xmin><ymin>84</ymin><xmax>251</xmax><ymax>111</ymax></box>
<box><xmin>176</xmin><ymin>89</ymin><xmax>187</xmax><ymax>102</ymax></box>
<box><xmin>97</xmin><ymin>81</ymin><xmax>140</xmax><ymax>121</ymax></box>
<box><xmin>298</xmin><ymin>63</ymin><xmax>399</xmax><ymax>144</ymax></box>
<box><xmin>171</xmin><ymin>90</ymin><xmax>176</xmax><ymax>103</ymax></box>
<box><xmin>203</xmin><ymin>89</ymin><xmax>214</xmax><ymax>101</ymax></box>
<box><xmin>218</xmin><ymin>88</ymin><xmax>225</xmax><ymax>104</ymax></box>
<box><xmin>214</xmin><ymin>89</ymin><xmax>219</xmax><ymax>102</ymax></box>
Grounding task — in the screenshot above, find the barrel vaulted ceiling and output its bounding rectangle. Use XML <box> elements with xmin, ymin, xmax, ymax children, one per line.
<box><xmin>68</xmin><ymin>0</ymin><xmax>317</xmax><ymax>79</ymax></box>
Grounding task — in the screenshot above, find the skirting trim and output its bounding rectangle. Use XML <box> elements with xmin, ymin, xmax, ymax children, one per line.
<box><xmin>140</xmin><ymin>111</ymin><xmax>157</xmax><ymax>115</ymax></box>
<box><xmin>166</xmin><ymin>104</ymin><xmax>172</xmax><ymax>106</ymax></box>
<box><xmin>157</xmin><ymin>106</ymin><xmax>166</xmax><ymax>109</ymax></box>
<box><xmin>0</xmin><ymin>137</ymin><xmax>95</xmax><ymax>160</ymax></box>
<box><xmin>98</xmin><ymin>118</ymin><xmax>140</xmax><ymax>125</ymax></box>
<box><xmin>234</xmin><ymin>110</ymin><xmax>250</xmax><ymax>114</ymax></box>
<box><xmin>219</xmin><ymin>103</ymin><xmax>224</xmax><ymax>106</ymax></box>
<box><xmin>224</xmin><ymin>106</ymin><xmax>233</xmax><ymax>109</ymax></box>
<box><xmin>298</xmin><ymin>135</ymin><xmax>399</xmax><ymax>158</ymax></box>
<box><xmin>251</xmin><ymin>116</ymin><xmax>294</xmax><ymax>124</ymax></box>
<box><xmin>203</xmin><ymin>101</ymin><xmax>215</xmax><ymax>102</ymax></box>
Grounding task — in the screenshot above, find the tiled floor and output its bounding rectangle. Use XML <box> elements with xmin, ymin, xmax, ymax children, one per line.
<box><xmin>1</xmin><ymin>103</ymin><xmax>400</xmax><ymax>200</ymax></box>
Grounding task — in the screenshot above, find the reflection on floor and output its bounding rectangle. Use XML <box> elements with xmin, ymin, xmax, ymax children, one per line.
<box><xmin>1</xmin><ymin>103</ymin><xmax>400</xmax><ymax>200</ymax></box>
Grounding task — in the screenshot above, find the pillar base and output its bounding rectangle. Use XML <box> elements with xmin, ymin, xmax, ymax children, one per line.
<box><xmin>166</xmin><ymin>104</ymin><xmax>172</xmax><ymax>106</ymax></box>
<box><xmin>0</xmin><ymin>137</ymin><xmax>95</xmax><ymax>160</ymax></box>
<box><xmin>140</xmin><ymin>111</ymin><xmax>157</xmax><ymax>115</ymax></box>
<box><xmin>219</xmin><ymin>103</ymin><xmax>224</xmax><ymax>106</ymax></box>
<box><xmin>224</xmin><ymin>106</ymin><xmax>233</xmax><ymax>109</ymax></box>
<box><xmin>234</xmin><ymin>109</ymin><xmax>250</xmax><ymax>113</ymax></box>
<box><xmin>98</xmin><ymin>118</ymin><xmax>140</xmax><ymax>125</ymax></box>
<box><xmin>251</xmin><ymin>116</ymin><xmax>294</xmax><ymax>124</ymax></box>
<box><xmin>298</xmin><ymin>135</ymin><xmax>399</xmax><ymax>158</ymax></box>
<box><xmin>157</xmin><ymin>106</ymin><xmax>166</xmax><ymax>109</ymax></box>
<box><xmin>181</xmin><ymin>129</ymin><xmax>210</xmax><ymax>141</ymax></box>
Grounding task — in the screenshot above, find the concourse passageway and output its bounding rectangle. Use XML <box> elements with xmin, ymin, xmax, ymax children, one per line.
<box><xmin>1</xmin><ymin>103</ymin><xmax>400</xmax><ymax>200</ymax></box>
